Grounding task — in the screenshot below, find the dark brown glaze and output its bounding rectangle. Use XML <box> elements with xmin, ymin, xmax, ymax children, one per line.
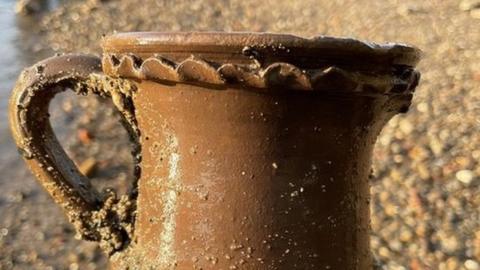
<box><xmin>9</xmin><ymin>32</ymin><xmax>421</xmax><ymax>269</ymax></box>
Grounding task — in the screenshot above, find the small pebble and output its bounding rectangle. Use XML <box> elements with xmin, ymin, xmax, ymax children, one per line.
<box><xmin>77</xmin><ymin>128</ymin><xmax>93</xmax><ymax>145</ymax></box>
<box><xmin>465</xmin><ymin>260</ymin><xmax>480</xmax><ymax>270</ymax></box>
<box><xmin>0</xmin><ymin>228</ymin><xmax>9</xmax><ymax>236</ymax></box>
<box><xmin>15</xmin><ymin>0</ymin><xmax>45</xmax><ymax>15</ymax></box>
<box><xmin>456</xmin><ymin>170</ymin><xmax>474</xmax><ymax>184</ymax></box>
<box><xmin>79</xmin><ymin>157</ymin><xmax>97</xmax><ymax>177</ymax></box>
<box><xmin>459</xmin><ymin>0</ymin><xmax>480</xmax><ymax>11</ymax></box>
<box><xmin>399</xmin><ymin>119</ymin><xmax>414</xmax><ymax>134</ymax></box>
<box><xmin>471</xmin><ymin>9</ymin><xmax>480</xmax><ymax>19</ymax></box>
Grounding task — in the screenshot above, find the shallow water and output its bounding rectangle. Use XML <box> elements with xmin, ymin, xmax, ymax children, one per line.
<box><xmin>0</xmin><ymin>0</ymin><xmax>52</xmax><ymax>160</ymax></box>
<box><xmin>0</xmin><ymin>0</ymin><xmax>22</xmax><ymax>117</ymax></box>
<box><xmin>0</xmin><ymin>0</ymin><xmax>26</xmax><ymax>167</ymax></box>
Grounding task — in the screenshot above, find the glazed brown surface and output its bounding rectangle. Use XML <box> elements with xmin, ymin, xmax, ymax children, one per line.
<box><xmin>9</xmin><ymin>32</ymin><xmax>420</xmax><ymax>269</ymax></box>
<box><xmin>102</xmin><ymin>32</ymin><xmax>421</xmax><ymax>68</ymax></box>
<box><xmin>109</xmin><ymin>82</ymin><xmax>410</xmax><ymax>269</ymax></box>
<box><xmin>101</xmin><ymin>32</ymin><xmax>420</xmax><ymax>95</ymax></box>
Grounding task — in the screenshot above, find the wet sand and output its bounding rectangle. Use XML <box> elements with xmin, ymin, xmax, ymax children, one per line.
<box><xmin>1</xmin><ymin>0</ymin><xmax>480</xmax><ymax>269</ymax></box>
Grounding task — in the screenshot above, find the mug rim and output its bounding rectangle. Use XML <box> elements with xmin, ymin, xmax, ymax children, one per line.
<box><xmin>101</xmin><ymin>31</ymin><xmax>421</xmax><ymax>67</ymax></box>
<box><xmin>101</xmin><ymin>32</ymin><xmax>421</xmax><ymax>95</ymax></box>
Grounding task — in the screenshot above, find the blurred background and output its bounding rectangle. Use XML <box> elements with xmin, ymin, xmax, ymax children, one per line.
<box><xmin>0</xmin><ymin>0</ymin><xmax>479</xmax><ymax>269</ymax></box>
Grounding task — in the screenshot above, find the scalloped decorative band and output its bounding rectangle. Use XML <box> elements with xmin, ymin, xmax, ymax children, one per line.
<box><xmin>102</xmin><ymin>53</ymin><xmax>420</xmax><ymax>95</ymax></box>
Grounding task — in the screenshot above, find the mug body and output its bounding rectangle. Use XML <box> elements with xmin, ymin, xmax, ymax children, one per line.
<box><xmin>112</xmin><ymin>81</ymin><xmax>407</xmax><ymax>269</ymax></box>
<box><xmin>104</xmin><ymin>32</ymin><xmax>420</xmax><ymax>269</ymax></box>
<box><xmin>9</xmin><ymin>32</ymin><xmax>420</xmax><ymax>270</ymax></box>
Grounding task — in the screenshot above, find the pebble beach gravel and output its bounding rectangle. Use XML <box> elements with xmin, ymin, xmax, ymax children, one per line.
<box><xmin>1</xmin><ymin>0</ymin><xmax>479</xmax><ymax>269</ymax></box>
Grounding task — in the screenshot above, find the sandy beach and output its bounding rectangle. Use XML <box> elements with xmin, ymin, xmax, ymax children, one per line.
<box><xmin>0</xmin><ymin>0</ymin><xmax>479</xmax><ymax>269</ymax></box>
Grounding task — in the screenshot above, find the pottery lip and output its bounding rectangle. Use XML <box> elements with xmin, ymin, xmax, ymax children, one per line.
<box><xmin>101</xmin><ymin>32</ymin><xmax>421</xmax><ymax>95</ymax></box>
<box><xmin>101</xmin><ymin>31</ymin><xmax>422</xmax><ymax>68</ymax></box>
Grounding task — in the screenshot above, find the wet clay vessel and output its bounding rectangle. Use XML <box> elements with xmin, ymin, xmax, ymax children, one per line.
<box><xmin>9</xmin><ymin>32</ymin><xmax>421</xmax><ymax>269</ymax></box>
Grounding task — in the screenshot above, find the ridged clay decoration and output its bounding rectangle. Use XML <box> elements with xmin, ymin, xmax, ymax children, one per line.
<box><xmin>102</xmin><ymin>53</ymin><xmax>420</xmax><ymax>95</ymax></box>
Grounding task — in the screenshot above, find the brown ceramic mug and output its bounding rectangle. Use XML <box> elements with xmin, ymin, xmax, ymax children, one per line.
<box><xmin>9</xmin><ymin>32</ymin><xmax>421</xmax><ymax>269</ymax></box>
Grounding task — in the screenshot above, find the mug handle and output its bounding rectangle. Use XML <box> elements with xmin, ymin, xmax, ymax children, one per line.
<box><xmin>9</xmin><ymin>54</ymin><xmax>140</xmax><ymax>255</ymax></box>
